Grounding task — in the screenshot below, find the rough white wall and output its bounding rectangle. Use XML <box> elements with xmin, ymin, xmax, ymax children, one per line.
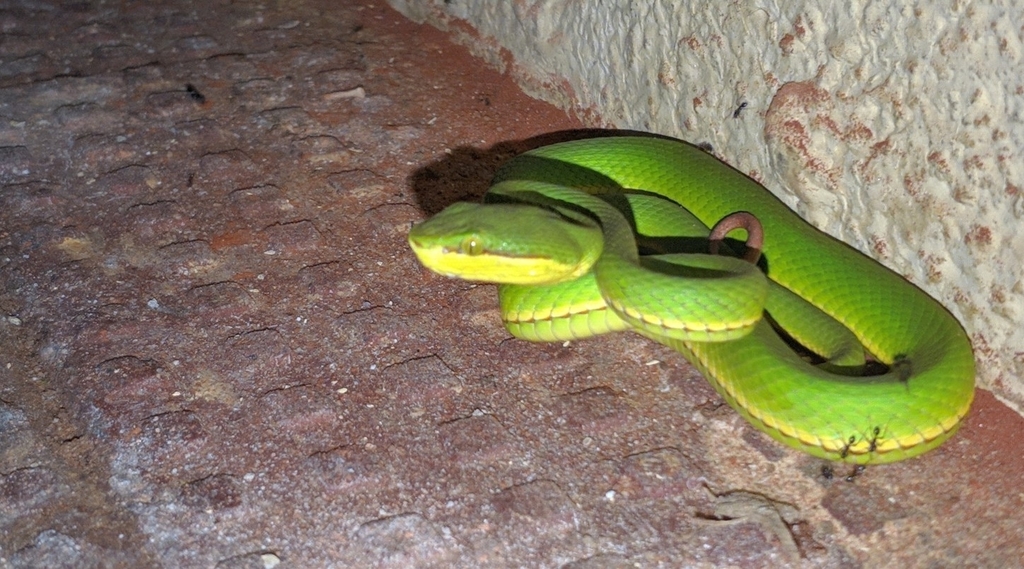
<box><xmin>389</xmin><ymin>0</ymin><xmax>1024</xmax><ymax>415</ymax></box>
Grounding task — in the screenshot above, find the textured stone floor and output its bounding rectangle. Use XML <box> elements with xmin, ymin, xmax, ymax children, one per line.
<box><xmin>1</xmin><ymin>1</ymin><xmax>1023</xmax><ymax>567</ymax></box>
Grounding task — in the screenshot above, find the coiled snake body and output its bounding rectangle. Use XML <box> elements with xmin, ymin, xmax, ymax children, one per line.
<box><xmin>409</xmin><ymin>136</ymin><xmax>975</xmax><ymax>464</ymax></box>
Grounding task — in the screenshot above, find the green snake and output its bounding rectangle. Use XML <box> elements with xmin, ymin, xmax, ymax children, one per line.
<box><xmin>408</xmin><ymin>136</ymin><xmax>975</xmax><ymax>464</ymax></box>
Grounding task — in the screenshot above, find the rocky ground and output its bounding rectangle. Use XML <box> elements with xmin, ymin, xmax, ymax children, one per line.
<box><xmin>1</xmin><ymin>1</ymin><xmax>1022</xmax><ymax>567</ymax></box>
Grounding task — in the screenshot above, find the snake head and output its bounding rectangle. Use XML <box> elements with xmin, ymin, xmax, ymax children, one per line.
<box><xmin>408</xmin><ymin>201</ymin><xmax>603</xmax><ymax>285</ymax></box>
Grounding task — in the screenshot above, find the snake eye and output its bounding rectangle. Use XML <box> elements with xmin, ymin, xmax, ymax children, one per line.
<box><xmin>461</xmin><ymin>236</ymin><xmax>484</xmax><ymax>255</ymax></box>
